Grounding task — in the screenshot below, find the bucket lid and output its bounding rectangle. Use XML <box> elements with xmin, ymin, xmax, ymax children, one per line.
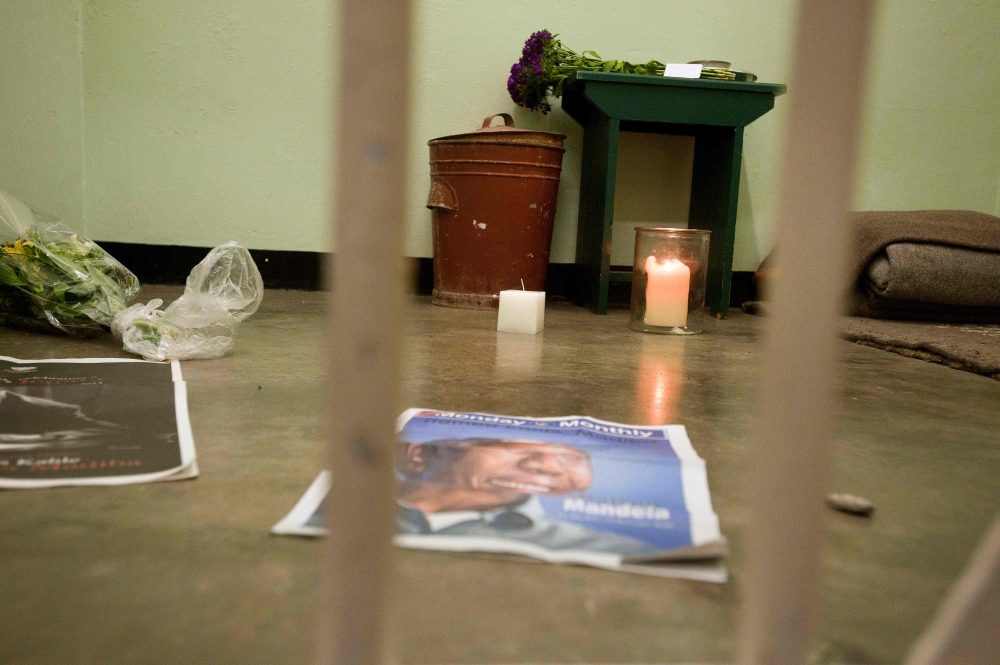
<box><xmin>428</xmin><ymin>113</ymin><xmax>566</xmax><ymax>145</ymax></box>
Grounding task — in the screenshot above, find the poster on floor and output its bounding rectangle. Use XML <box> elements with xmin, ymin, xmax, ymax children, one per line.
<box><xmin>0</xmin><ymin>356</ymin><xmax>198</xmax><ymax>488</ymax></box>
<box><xmin>273</xmin><ymin>409</ymin><xmax>727</xmax><ymax>582</ymax></box>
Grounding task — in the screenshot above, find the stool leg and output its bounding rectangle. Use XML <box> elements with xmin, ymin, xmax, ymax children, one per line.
<box><xmin>574</xmin><ymin>115</ymin><xmax>620</xmax><ymax>314</ymax></box>
<box><xmin>689</xmin><ymin>126</ymin><xmax>744</xmax><ymax>318</ymax></box>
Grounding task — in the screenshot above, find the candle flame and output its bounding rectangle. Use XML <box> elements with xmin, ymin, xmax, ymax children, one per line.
<box><xmin>645</xmin><ymin>256</ymin><xmax>687</xmax><ymax>272</ymax></box>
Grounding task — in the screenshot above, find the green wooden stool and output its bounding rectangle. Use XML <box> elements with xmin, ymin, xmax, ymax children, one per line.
<box><xmin>561</xmin><ymin>71</ymin><xmax>786</xmax><ymax>316</ymax></box>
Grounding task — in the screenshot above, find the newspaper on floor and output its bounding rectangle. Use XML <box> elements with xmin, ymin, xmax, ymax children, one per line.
<box><xmin>0</xmin><ymin>356</ymin><xmax>197</xmax><ymax>488</ymax></box>
<box><xmin>273</xmin><ymin>409</ymin><xmax>727</xmax><ymax>583</ymax></box>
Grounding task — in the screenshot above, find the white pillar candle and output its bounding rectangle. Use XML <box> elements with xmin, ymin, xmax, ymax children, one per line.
<box><xmin>644</xmin><ymin>256</ymin><xmax>691</xmax><ymax>328</ymax></box>
<box><xmin>497</xmin><ymin>290</ymin><xmax>545</xmax><ymax>334</ymax></box>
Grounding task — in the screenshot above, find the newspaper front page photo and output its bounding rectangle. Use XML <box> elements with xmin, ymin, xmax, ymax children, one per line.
<box><xmin>275</xmin><ymin>409</ymin><xmax>727</xmax><ymax>582</ymax></box>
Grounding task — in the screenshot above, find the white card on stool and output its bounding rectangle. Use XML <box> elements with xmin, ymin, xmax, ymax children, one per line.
<box><xmin>497</xmin><ymin>290</ymin><xmax>545</xmax><ymax>334</ymax></box>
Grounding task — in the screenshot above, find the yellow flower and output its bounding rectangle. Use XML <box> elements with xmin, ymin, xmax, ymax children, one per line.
<box><xmin>2</xmin><ymin>239</ymin><xmax>34</xmax><ymax>256</ymax></box>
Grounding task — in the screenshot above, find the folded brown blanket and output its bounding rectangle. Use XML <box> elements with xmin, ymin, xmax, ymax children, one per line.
<box><xmin>851</xmin><ymin>210</ymin><xmax>1000</xmax><ymax>322</ymax></box>
<box><xmin>753</xmin><ymin>210</ymin><xmax>1000</xmax><ymax>322</ymax></box>
<box><xmin>865</xmin><ymin>244</ymin><xmax>1000</xmax><ymax>307</ymax></box>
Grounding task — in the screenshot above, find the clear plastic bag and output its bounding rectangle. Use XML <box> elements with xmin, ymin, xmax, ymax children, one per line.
<box><xmin>0</xmin><ymin>190</ymin><xmax>140</xmax><ymax>335</ymax></box>
<box><xmin>111</xmin><ymin>241</ymin><xmax>263</xmax><ymax>361</ymax></box>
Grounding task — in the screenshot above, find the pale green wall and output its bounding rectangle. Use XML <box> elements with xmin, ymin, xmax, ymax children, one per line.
<box><xmin>1</xmin><ymin>1</ymin><xmax>998</xmax><ymax>271</ymax></box>
<box><xmin>856</xmin><ymin>0</ymin><xmax>1000</xmax><ymax>218</ymax></box>
<box><xmin>81</xmin><ymin>0</ymin><xmax>336</xmax><ymax>250</ymax></box>
<box><xmin>0</xmin><ymin>0</ymin><xmax>85</xmax><ymax>225</ymax></box>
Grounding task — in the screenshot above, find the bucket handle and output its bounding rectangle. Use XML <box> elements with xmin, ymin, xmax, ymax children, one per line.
<box><xmin>426</xmin><ymin>177</ymin><xmax>458</xmax><ymax>212</ymax></box>
<box><xmin>482</xmin><ymin>113</ymin><xmax>515</xmax><ymax>129</ymax></box>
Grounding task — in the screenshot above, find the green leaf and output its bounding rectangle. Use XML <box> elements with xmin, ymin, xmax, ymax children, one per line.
<box><xmin>0</xmin><ymin>261</ymin><xmax>26</xmax><ymax>286</ymax></box>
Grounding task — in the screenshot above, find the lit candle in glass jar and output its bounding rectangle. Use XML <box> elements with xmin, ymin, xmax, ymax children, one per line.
<box><xmin>644</xmin><ymin>256</ymin><xmax>690</xmax><ymax>328</ymax></box>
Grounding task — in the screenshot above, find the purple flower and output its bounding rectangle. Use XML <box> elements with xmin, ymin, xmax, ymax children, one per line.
<box><xmin>506</xmin><ymin>29</ymin><xmax>666</xmax><ymax>113</ymax></box>
<box><xmin>507</xmin><ymin>29</ymin><xmax>556</xmax><ymax>113</ymax></box>
<box><xmin>507</xmin><ymin>61</ymin><xmax>527</xmax><ymax>105</ymax></box>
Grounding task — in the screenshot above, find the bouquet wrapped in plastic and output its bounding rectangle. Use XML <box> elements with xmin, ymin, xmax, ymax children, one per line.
<box><xmin>1</xmin><ymin>189</ymin><xmax>263</xmax><ymax>361</ymax></box>
<box><xmin>0</xmin><ymin>190</ymin><xmax>140</xmax><ymax>335</ymax></box>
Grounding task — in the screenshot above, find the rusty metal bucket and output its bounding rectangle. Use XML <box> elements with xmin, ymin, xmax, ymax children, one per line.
<box><xmin>426</xmin><ymin>113</ymin><xmax>566</xmax><ymax>309</ymax></box>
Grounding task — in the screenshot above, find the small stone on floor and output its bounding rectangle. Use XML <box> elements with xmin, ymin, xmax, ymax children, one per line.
<box><xmin>826</xmin><ymin>492</ymin><xmax>875</xmax><ymax>517</ymax></box>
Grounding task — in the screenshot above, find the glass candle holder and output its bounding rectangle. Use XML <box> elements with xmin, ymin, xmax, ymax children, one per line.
<box><xmin>630</xmin><ymin>228</ymin><xmax>711</xmax><ymax>335</ymax></box>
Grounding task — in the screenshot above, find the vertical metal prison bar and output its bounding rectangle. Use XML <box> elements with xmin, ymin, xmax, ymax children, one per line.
<box><xmin>738</xmin><ymin>2</ymin><xmax>874</xmax><ymax>663</ymax></box>
<box><xmin>905</xmin><ymin>516</ymin><xmax>1000</xmax><ymax>664</ymax></box>
<box><xmin>319</xmin><ymin>0</ymin><xmax>411</xmax><ymax>663</ymax></box>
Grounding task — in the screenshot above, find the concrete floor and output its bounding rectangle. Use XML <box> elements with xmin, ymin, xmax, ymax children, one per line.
<box><xmin>2</xmin><ymin>285</ymin><xmax>1000</xmax><ymax>664</ymax></box>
